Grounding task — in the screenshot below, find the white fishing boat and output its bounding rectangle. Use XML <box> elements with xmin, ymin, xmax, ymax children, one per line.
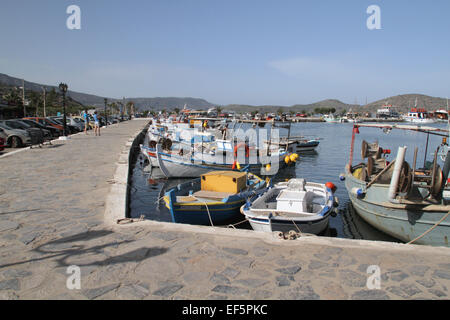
<box><xmin>403</xmin><ymin>108</ymin><xmax>436</xmax><ymax>124</ymax></box>
<box><xmin>156</xmin><ymin>143</ymin><xmax>293</xmax><ymax>178</ymax></box>
<box><xmin>323</xmin><ymin>114</ymin><xmax>344</xmax><ymax>123</ymax></box>
<box><xmin>241</xmin><ymin>179</ymin><xmax>336</xmax><ymax>234</ymax></box>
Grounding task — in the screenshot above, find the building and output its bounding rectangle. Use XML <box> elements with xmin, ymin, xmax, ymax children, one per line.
<box><xmin>0</xmin><ymin>99</ymin><xmax>23</xmax><ymax>120</ymax></box>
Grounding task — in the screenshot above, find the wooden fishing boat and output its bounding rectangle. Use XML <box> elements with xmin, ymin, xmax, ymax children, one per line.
<box><xmin>156</xmin><ymin>142</ymin><xmax>292</xmax><ymax>178</ymax></box>
<box><xmin>241</xmin><ymin>178</ymin><xmax>336</xmax><ymax>234</ymax></box>
<box><xmin>343</xmin><ymin>124</ymin><xmax>450</xmax><ymax>246</ymax></box>
<box><xmin>164</xmin><ymin>171</ymin><xmax>266</xmax><ymax>225</ymax></box>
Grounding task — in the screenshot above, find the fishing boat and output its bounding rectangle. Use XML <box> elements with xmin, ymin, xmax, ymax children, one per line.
<box><xmin>403</xmin><ymin>108</ymin><xmax>436</xmax><ymax>124</ymax></box>
<box><xmin>296</xmin><ymin>139</ymin><xmax>320</xmax><ymax>152</ymax></box>
<box><xmin>140</xmin><ymin>144</ymin><xmax>159</xmax><ymax>167</ymax></box>
<box><xmin>241</xmin><ymin>178</ymin><xmax>336</xmax><ymax>234</ymax></box>
<box><xmin>266</xmin><ymin>139</ymin><xmax>320</xmax><ymax>153</ymax></box>
<box><xmin>323</xmin><ymin>114</ymin><xmax>344</xmax><ymax>123</ymax></box>
<box><xmin>377</xmin><ymin>103</ymin><xmax>400</xmax><ymax>119</ymax></box>
<box><xmin>343</xmin><ymin>124</ymin><xmax>450</xmax><ymax>246</ymax></box>
<box><xmin>403</xmin><ymin>99</ymin><xmax>435</xmax><ymax>124</ymax></box>
<box><xmin>156</xmin><ymin>143</ymin><xmax>291</xmax><ymax>178</ymax></box>
<box><xmin>434</xmin><ymin>109</ymin><xmax>449</xmax><ymax>123</ymax></box>
<box><xmin>164</xmin><ymin>171</ymin><xmax>266</xmax><ymax>225</ymax></box>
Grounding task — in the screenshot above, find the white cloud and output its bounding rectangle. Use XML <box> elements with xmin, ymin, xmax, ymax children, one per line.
<box><xmin>268</xmin><ymin>56</ymin><xmax>359</xmax><ymax>80</ymax></box>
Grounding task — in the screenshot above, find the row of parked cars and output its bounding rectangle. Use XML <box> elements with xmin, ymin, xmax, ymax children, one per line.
<box><xmin>0</xmin><ymin>115</ymin><xmax>127</xmax><ymax>149</ymax></box>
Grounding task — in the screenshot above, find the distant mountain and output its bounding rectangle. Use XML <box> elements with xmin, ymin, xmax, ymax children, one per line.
<box><xmin>1</xmin><ymin>73</ymin><xmax>448</xmax><ymax>114</ymax></box>
<box><xmin>223</xmin><ymin>99</ymin><xmax>359</xmax><ymax>114</ymax></box>
<box><xmin>0</xmin><ymin>73</ymin><xmax>216</xmax><ymax>110</ymax></box>
<box><xmin>127</xmin><ymin>97</ymin><xmax>215</xmax><ymax>111</ymax></box>
<box><xmin>362</xmin><ymin>94</ymin><xmax>449</xmax><ymax>114</ymax></box>
<box><xmin>0</xmin><ymin>73</ymin><xmax>108</xmax><ymax>106</ymax></box>
<box><xmin>224</xmin><ymin>95</ymin><xmax>449</xmax><ymax>115</ymax></box>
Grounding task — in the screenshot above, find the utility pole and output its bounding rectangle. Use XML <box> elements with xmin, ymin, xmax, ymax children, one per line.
<box><xmin>22</xmin><ymin>79</ymin><xmax>26</xmax><ymax>117</ymax></box>
<box><xmin>104</xmin><ymin>98</ymin><xmax>108</xmax><ymax>127</ymax></box>
<box><xmin>42</xmin><ymin>87</ymin><xmax>47</xmax><ymax>118</ymax></box>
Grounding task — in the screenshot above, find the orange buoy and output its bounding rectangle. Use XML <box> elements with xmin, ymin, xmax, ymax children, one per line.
<box><xmin>325</xmin><ymin>182</ymin><xmax>337</xmax><ymax>193</ymax></box>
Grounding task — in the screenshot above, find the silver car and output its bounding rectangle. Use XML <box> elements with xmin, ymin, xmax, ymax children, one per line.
<box><xmin>51</xmin><ymin>116</ymin><xmax>84</xmax><ymax>132</ymax></box>
<box><xmin>0</xmin><ymin>122</ymin><xmax>32</xmax><ymax>148</ymax></box>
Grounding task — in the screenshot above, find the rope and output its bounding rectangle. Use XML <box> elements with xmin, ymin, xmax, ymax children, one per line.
<box><xmin>226</xmin><ymin>219</ymin><xmax>249</xmax><ymax>229</ymax></box>
<box><xmin>407</xmin><ymin>210</ymin><xmax>450</xmax><ymax>245</ymax></box>
<box><xmin>192</xmin><ymin>196</ymin><xmax>214</xmax><ymax>227</ymax></box>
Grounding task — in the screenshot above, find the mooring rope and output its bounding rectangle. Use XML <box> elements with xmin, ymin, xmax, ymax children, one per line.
<box><xmin>192</xmin><ymin>196</ymin><xmax>214</xmax><ymax>227</ymax></box>
<box><xmin>407</xmin><ymin>210</ymin><xmax>450</xmax><ymax>245</ymax></box>
<box><xmin>226</xmin><ymin>219</ymin><xmax>249</xmax><ymax>229</ymax></box>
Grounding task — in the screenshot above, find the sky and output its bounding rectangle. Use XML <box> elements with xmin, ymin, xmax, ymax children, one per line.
<box><xmin>0</xmin><ymin>0</ymin><xmax>449</xmax><ymax>106</ymax></box>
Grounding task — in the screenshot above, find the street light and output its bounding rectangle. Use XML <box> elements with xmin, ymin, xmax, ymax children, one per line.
<box><xmin>104</xmin><ymin>98</ymin><xmax>108</xmax><ymax>127</ymax></box>
<box><xmin>58</xmin><ymin>83</ymin><xmax>68</xmax><ymax>136</ymax></box>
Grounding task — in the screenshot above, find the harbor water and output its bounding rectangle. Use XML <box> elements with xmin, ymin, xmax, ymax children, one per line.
<box><xmin>129</xmin><ymin>121</ymin><xmax>449</xmax><ymax>242</ymax></box>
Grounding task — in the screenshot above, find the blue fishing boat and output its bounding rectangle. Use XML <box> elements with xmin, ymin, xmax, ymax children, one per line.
<box><xmin>343</xmin><ymin>124</ymin><xmax>450</xmax><ymax>247</ymax></box>
<box><xmin>164</xmin><ymin>171</ymin><xmax>266</xmax><ymax>225</ymax></box>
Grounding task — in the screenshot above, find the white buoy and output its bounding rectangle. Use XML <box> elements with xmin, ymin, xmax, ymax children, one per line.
<box><xmin>388</xmin><ymin>146</ymin><xmax>407</xmax><ymax>202</ymax></box>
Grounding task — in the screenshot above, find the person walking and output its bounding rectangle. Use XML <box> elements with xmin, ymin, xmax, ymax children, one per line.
<box><xmin>93</xmin><ymin>111</ymin><xmax>100</xmax><ymax>136</ymax></box>
<box><xmin>83</xmin><ymin>110</ymin><xmax>90</xmax><ymax>135</ymax></box>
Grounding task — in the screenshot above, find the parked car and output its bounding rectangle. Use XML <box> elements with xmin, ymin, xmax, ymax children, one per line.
<box><xmin>20</xmin><ymin>119</ymin><xmax>62</xmax><ymax>138</ymax></box>
<box><xmin>50</xmin><ymin>116</ymin><xmax>83</xmax><ymax>132</ymax></box>
<box><xmin>1</xmin><ymin>119</ymin><xmax>49</xmax><ymax>143</ymax></box>
<box><xmin>23</xmin><ymin>117</ymin><xmax>73</xmax><ymax>135</ymax></box>
<box><xmin>72</xmin><ymin>116</ymin><xmax>94</xmax><ymax>129</ymax></box>
<box><xmin>0</xmin><ymin>130</ymin><xmax>6</xmax><ymax>152</ymax></box>
<box><xmin>0</xmin><ymin>122</ymin><xmax>32</xmax><ymax>148</ymax></box>
<box><xmin>0</xmin><ymin>120</ymin><xmax>45</xmax><ymax>145</ymax></box>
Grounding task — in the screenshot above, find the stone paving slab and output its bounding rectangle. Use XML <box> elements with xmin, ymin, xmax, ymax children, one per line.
<box><xmin>0</xmin><ymin>119</ymin><xmax>449</xmax><ymax>300</ymax></box>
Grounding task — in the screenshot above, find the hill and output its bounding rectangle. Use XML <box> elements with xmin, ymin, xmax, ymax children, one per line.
<box><xmin>223</xmin><ymin>99</ymin><xmax>359</xmax><ymax>114</ymax></box>
<box><xmin>362</xmin><ymin>94</ymin><xmax>449</xmax><ymax>114</ymax></box>
<box><xmin>0</xmin><ymin>73</ymin><xmax>216</xmax><ymax>110</ymax></box>
<box><xmin>1</xmin><ymin>73</ymin><xmax>448</xmax><ymax>114</ymax></box>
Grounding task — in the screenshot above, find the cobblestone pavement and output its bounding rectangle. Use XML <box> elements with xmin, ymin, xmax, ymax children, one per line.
<box><xmin>0</xmin><ymin>120</ymin><xmax>449</xmax><ymax>300</ymax></box>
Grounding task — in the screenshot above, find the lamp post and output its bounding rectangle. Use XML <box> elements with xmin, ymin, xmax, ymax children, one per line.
<box><xmin>104</xmin><ymin>98</ymin><xmax>108</xmax><ymax>127</ymax></box>
<box><xmin>58</xmin><ymin>83</ymin><xmax>68</xmax><ymax>137</ymax></box>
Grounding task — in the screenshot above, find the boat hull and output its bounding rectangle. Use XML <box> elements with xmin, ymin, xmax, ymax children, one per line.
<box><xmin>156</xmin><ymin>145</ymin><xmax>287</xmax><ymax>178</ymax></box>
<box><xmin>170</xmin><ymin>201</ymin><xmax>245</xmax><ymax>225</ymax></box>
<box><xmin>344</xmin><ymin>167</ymin><xmax>450</xmax><ymax>247</ymax></box>
<box><xmin>296</xmin><ymin>140</ymin><xmax>320</xmax><ymax>152</ymax></box>
<box><xmin>247</xmin><ymin>215</ymin><xmax>330</xmax><ymax>234</ymax></box>
<box><xmin>140</xmin><ymin>145</ymin><xmax>159</xmax><ymax>167</ymax></box>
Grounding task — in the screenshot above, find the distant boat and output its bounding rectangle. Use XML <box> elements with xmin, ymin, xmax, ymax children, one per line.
<box><xmin>377</xmin><ymin>103</ymin><xmax>400</xmax><ymax>119</ymax></box>
<box><xmin>241</xmin><ymin>178</ymin><xmax>336</xmax><ymax>234</ymax></box>
<box><xmin>403</xmin><ymin>99</ymin><xmax>435</xmax><ymax>124</ymax></box>
<box><xmin>403</xmin><ymin>108</ymin><xmax>436</xmax><ymax>124</ymax></box>
<box><xmin>164</xmin><ymin>171</ymin><xmax>266</xmax><ymax>225</ymax></box>
<box><xmin>323</xmin><ymin>114</ymin><xmax>344</xmax><ymax>123</ymax></box>
<box><xmin>264</xmin><ymin>138</ymin><xmax>320</xmax><ymax>153</ymax></box>
<box><xmin>434</xmin><ymin>109</ymin><xmax>449</xmax><ymax>122</ymax></box>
